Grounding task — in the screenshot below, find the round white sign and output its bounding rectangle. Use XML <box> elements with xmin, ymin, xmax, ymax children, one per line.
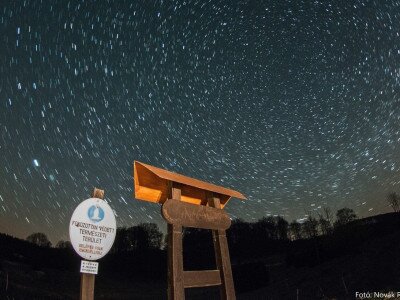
<box><xmin>69</xmin><ymin>198</ymin><xmax>116</xmax><ymax>260</ymax></box>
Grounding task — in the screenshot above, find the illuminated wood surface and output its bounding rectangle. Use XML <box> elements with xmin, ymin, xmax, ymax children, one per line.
<box><xmin>134</xmin><ymin>161</ymin><xmax>246</xmax><ymax>208</ymax></box>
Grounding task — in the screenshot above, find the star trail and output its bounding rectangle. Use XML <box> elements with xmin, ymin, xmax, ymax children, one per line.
<box><xmin>1</xmin><ymin>0</ymin><xmax>400</xmax><ymax>244</ymax></box>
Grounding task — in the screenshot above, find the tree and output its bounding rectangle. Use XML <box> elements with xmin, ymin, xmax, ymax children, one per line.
<box><xmin>318</xmin><ymin>207</ymin><xmax>333</xmax><ymax>235</ymax></box>
<box><xmin>56</xmin><ymin>240</ymin><xmax>72</xmax><ymax>249</ymax></box>
<box><xmin>26</xmin><ymin>233</ymin><xmax>52</xmax><ymax>247</ymax></box>
<box><xmin>228</xmin><ymin>218</ymin><xmax>253</xmax><ymax>245</ymax></box>
<box><xmin>334</xmin><ymin>208</ymin><xmax>357</xmax><ymax>227</ymax></box>
<box><xmin>319</xmin><ymin>218</ymin><xmax>332</xmax><ymax>235</ymax></box>
<box><xmin>289</xmin><ymin>221</ymin><xmax>302</xmax><ymax>240</ymax></box>
<box><xmin>276</xmin><ymin>216</ymin><xmax>289</xmax><ymax>240</ymax></box>
<box><xmin>112</xmin><ymin>227</ymin><xmax>131</xmax><ymax>253</ymax></box>
<box><xmin>254</xmin><ymin>216</ymin><xmax>278</xmax><ymax>240</ymax></box>
<box><xmin>302</xmin><ymin>216</ymin><xmax>319</xmax><ymax>239</ymax></box>
<box><xmin>387</xmin><ymin>192</ymin><xmax>399</xmax><ymax>212</ymax></box>
<box><xmin>112</xmin><ymin>223</ymin><xmax>163</xmax><ymax>253</ymax></box>
<box><xmin>227</xmin><ymin>219</ymin><xmax>254</xmax><ymax>258</ymax></box>
<box><xmin>137</xmin><ymin>223</ymin><xmax>163</xmax><ymax>249</ymax></box>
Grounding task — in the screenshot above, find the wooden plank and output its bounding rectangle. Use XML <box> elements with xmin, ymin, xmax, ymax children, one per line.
<box><xmin>167</xmin><ymin>182</ymin><xmax>185</xmax><ymax>300</ymax></box>
<box><xmin>162</xmin><ymin>199</ymin><xmax>231</xmax><ymax>230</ymax></box>
<box><xmin>183</xmin><ymin>270</ymin><xmax>221</xmax><ymax>288</ymax></box>
<box><xmin>136</xmin><ymin>185</ymin><xmax>231</xmax><ymax>207</ymax></box>
<box><xmin>134</xmin><ymin>161</ymin><xmax>246</xmax><ymax>207</ymax></box>
<box><xmin>168</xmin><ymin>181</ymin><xmax>182</xmax><ymax>200</ymax></box>
<box><xmin>209</xmin><ymin>195</ymin><xmax>236</xmax><ymax>300</ymax></box>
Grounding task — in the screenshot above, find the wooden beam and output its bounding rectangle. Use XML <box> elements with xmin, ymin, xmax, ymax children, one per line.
<box><xmin>167</xmin><ymin>182</ymin><xmax>185</xmax><ymax>300</ymax></box>
<box><xmin>162</xmin><ymin>199</ymin><xmax>231</xmax><ymax>230</ymax></box>
<box><xmin>183</xmin><ymin>270</ymin><xmax>221</xmax><ymax>288</ymax></box>
<box><xmin>208</xmin><ymin>195</ymin><xmax>236</xmax><ymax>300</ymax></box>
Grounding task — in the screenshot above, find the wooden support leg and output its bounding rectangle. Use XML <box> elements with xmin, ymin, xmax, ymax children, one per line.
<box><xmin>212</xmin><ymin>230</ymin><xmax>236</xmax><ymax>300</ymax></box>
<box><xmin>167</xmin><ymin>181</ymin><xmax>185</xmax><ymax>300</ymax></box>
<box><xmin>168</xmin><ymin>223</ymin><xmax>184</xmax><ymax>300</ymax></box>
<box><xmin>209</xmin><ymin>196</ymin><xmax>236</xmax><ymax>300</ymax></box>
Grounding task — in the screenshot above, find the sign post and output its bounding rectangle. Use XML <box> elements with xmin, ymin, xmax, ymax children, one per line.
<box><xmin>69</xmin><ymin>188</ymin><xmax>116</xmax><ymax>300</ymax></box>
<box><xmin>133</xmin><ymin>161</ymin><xmax>246</xmax><ymax>300</ymax></box>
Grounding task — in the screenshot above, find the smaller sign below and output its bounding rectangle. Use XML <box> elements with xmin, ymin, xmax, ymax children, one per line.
<box><xmin>80</xmin><ymin>260</ymin><xmax>99</xmax><ymax>275</ymax></box>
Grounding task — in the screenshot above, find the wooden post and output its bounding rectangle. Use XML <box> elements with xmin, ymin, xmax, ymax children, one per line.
<box><xmin>80</xmin><ymin>188</ymin><xmax>104</xmax><ymax>300</ymax></box>
<box><xmin>167</xmin><ymin>182</ymin><xmax>185</xmax><ymax>300</ymax></box>
<box><xmin>80</xmin><ymin>272</ymin><xmax>95</xmax><ymax>300</ymax></box>
<box><xmin>208</xmin><ymin>194</ymin><xmax>236</xmax><ymax>300</ymax></box>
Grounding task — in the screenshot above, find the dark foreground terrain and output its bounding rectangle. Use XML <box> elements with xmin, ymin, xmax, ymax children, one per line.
<box><xmin>1</xmin><ymin>212</ymin><xmax>399</xmax><ymax>299</ymax></box>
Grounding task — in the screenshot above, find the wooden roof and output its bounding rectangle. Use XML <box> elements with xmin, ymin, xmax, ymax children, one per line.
<box><xmin>134</xmin><ymin>161</ymin><xmax>245</xmax><ymax>208</ymax></box>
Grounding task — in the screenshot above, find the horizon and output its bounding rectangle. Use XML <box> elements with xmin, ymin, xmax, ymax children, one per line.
<box><xmin>0</xmin><ymin>205</ymin><xmax>393</xmax><ymax>246</ymax></box>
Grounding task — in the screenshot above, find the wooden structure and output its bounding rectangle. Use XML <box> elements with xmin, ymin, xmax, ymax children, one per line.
<box><xmin>80</xmin><ymin>188</ymin><xmax>104</xmax><ymax>300</ymax></box>
<box><xmin>134</xmin><ymin>161</ymin><xmax>246</xmax><ymax>300</ymax></box>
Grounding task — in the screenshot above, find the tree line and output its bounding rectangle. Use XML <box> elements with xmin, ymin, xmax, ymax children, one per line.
<box><xmin>26</xmin><ymin>187</ymin><xmax>400</xmax><ymax>251</ymax></box>
<box><xmin>25</xmin><ymin>206</ymin><xmax>360</xmax><ymax>250</ymax></box>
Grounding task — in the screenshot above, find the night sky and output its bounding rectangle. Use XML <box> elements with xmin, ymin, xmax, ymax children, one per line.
<box><xmin>1</xmin><ymin>0</ymin><xmax>400</xmax><ymax>244</ymax></box>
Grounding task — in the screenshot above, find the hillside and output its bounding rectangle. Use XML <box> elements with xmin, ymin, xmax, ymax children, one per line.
<box><xmin>0</xmin><ymin>212</ymin><xmax>399</xmax><ymax>299</ymax></box>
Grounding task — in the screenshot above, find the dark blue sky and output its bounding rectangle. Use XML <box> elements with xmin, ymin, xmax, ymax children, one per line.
<box><xmin>1</xmin><ymin>0</ymin><xmax>400</xmax><ymax>243</ymax></box>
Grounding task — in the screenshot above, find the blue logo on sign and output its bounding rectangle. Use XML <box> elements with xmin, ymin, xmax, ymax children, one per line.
<box><xmin>87</xmin><ymin>205</ymin><xmax>105</xmax><ymax>223</ymax></box>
